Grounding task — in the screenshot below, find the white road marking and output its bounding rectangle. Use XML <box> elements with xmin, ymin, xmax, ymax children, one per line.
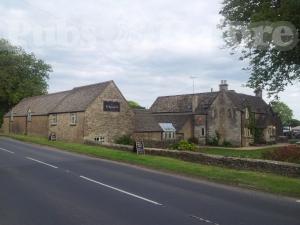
<box><xmin>80</xmin><ymin>175</ymin><xmax>162</xmax><ymax>206</ymax></box>
<box><xmin>296</xmin><ymin>200</ymin><xmax>300</xmax><ymax>203</ymax></box>
<box><xmin>190</xmin><ymin>215</ymin><xmax>219</xmax><ymax>225</ymax></box>
<box><xmin>26</xmin><ymin>157</ymin><xmax>58</xmax><ymax>169</ymax></box>
<box><xmin>0</xmin><ymin>147</ymin><xmax>15</xmax><ymax>154</ymax></box>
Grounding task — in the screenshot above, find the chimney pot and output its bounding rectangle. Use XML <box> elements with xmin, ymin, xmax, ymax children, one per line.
<box><xmin>219</xmin><ymin>80</ymin><xmax>229</xmax><ymax>91</ymax></box>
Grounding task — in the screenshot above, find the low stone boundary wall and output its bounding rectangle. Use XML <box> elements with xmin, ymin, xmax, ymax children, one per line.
<box><xmin>89</xmin><ymin>141</ymin><xmax>300</xmax><ymax>178</ymax></box>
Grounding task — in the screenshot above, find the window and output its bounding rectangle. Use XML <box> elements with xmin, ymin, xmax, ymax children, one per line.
<box><xmin>70</xmin><ymin>113</ymin><xmax>77</xmax><ymax>125</ymax></box>
<box><xmin>27</xmin><ymin>109</ymin><xmax>32</xmax><ymax>122</ymax></box>
<box><xmin>245</xmin><ymin>108</ymin><xmax>250</xmax><ymax>119</ymax></box>
<box><xmin>201</xmin><ymin>128</ymin><xmax>205</xmax><ymax>136</ymax></box>
<box><xmin>163</xmin><ymin>131</ymin><xmax>176</xmax><ymax>140</ymax></box>
<box><xmin>50</xmin><ymin>114</ymin><xmax>57</xmax><ymax>126</ymax></box>
<box><xmin>244</xmin><ymin>128</ymin><xmax>252</xmax><ymax>137</ymax></box>
<box><xmin>94</xmin><ymin>136</ymin><xmax>105</xmax><ymax>143</ymax></box>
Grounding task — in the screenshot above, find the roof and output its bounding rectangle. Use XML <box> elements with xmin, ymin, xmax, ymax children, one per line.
<box><xmin>51</xmin><ymin>81</ymin><xmax>112</xmax><ymax>113</ymax></box>
<box><xmin>134</xmin><ymin>110</ymin><xmax>191</xmax><ymax>132</ymax></box>
<box><xmin>151</xmin><ymin>90</ymin><xmax>271</xmax><ymax>115</ymax></box>
<box><xmin>5</xmin><ymin>81</ymin><xmax>113</xmax><ymax>117</ymax></box>
<box><xmin>150</xmin><ymin>92</ymin><xmax>218</xmax><ymax>113</ymax></box>
<box><xmin>226</xmin><ymin>91</ymin><xmax>270</xmax><ymax>113</ymax></box>
<box><xmin>5</xmin><ymin>91</ymin><xmax>71</xmax><ymax>117</ymax></box>
<box><xmin>134</xmin><ymin>109</ymin><xmax>162</xmax><ymax>132</ymax></box>
<box><xmin>159</xmin><ymin>123</ymin><xmax>176</xmax><ymax>132</ymax></box>
<box><xmin>152</xmin><ymin>114</ymin><xmax>191</xmax><ymax>131</ymax></box>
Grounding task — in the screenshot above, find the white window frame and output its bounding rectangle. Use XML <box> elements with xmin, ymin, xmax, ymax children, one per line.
<box><xmin>163</xmin><ymin>131</ymin><xmax>176</xmax><ymax>140</ymax></box>
<box><xmin>94</xmin><ymin>136</ymin><xmax>105</xmax><ymax>143</ymax></box>
<box><xmin>27</xmin><ymin>109</ymin><xmax>32</xmax><ymax>122</ymax></box>
<box><xmin>245</xmin><ymin>108</ymin><xmax>250</xmax><ymax>119</ymax></box>
<box><xmin>70</xmin><ymin>113</ymin><xmax>77</xmax><ymax>125</ymax></box>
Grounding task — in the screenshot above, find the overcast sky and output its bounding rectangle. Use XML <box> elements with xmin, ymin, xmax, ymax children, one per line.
<box><xmin>1</xmin><ymin>0</ymin><xmax>299</xmax><ymax>119</ymax></box>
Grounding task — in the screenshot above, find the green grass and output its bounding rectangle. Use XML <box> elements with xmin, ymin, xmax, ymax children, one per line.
<box><xmin>2</xmin><ymin>134</ymin><xmax>300</xmax><ymax>198</ymax></box>
<box><xmin>197</xmin><ymin>147</ymin><xmax>276</xmax><ymax>159</ymax></box>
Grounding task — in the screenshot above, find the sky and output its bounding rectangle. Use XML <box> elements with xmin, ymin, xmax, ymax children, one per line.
<box><xmin>0</xmin><ymin>0</ymin><xmax>299</xmax><ymax>119</ymax></box>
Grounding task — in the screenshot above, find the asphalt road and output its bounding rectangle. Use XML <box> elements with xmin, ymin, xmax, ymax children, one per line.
<box><xmin>0</xmin><ymin>137</ymin><xmax>299</xmax><ymax>225</ymax></box>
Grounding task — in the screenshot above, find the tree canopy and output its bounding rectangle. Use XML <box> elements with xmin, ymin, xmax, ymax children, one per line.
<box><xmin>290</xmin><ymin>119</ymin><xmax>300</xmax><ymax>128</ymax></box>
<box><xmin>270</xmin><ymin>101</ymin><xmax>293</xmax><ymax>126</ymax></box>
<box><xmin>0</xmin><ymin>39</ymin><xmax>52</xmax><ymax>126</ymax></box>
<box><xmin>219</xmin><ymin>0</ymin><xmax>300</xmax><ymax>97</ymax></box>
<box><xmin>127</xmin><ymin>100</ymin><xmax>145</xmax><ymax>109</ymax></box>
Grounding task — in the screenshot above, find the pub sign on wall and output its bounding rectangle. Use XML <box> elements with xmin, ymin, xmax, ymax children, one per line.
<box><xmin>103</xmin><ymin>101</ymin><xmax>120</xmax><ymax>112</ymax></box>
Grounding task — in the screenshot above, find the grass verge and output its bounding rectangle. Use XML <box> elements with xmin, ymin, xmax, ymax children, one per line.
<box><xmin>197</xmin><ymin>147</ymin><xmax>276</xmax><ymax>159</ymax></box>
<box><xmin>1</xmin><ymin>134</ymin><xmax>300</xmax><ymax>198</ymax></box>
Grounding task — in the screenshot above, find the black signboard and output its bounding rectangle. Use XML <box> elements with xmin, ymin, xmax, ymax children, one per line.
<box><xmin>135</xmin><ymin>140</ymin><xmax>145</xmax><ymax>155</ymax></box>
<box><xmin>103</xmin><ymin>101</ymin><xmax>120</xmax><ymax>112</ymax></box>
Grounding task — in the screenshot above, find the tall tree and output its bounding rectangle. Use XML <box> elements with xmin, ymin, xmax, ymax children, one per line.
<box><xmin>0</xmin><ymin>39</ymin><xmax>52</xmax><ymax>126</ymax></box>
<box><xmin>127</xmin><ymin>100</ymin><xmax>145</xmax><ymax>109</ymax></box>
<box><xmin>270</xmin><ymin>101</ymin><xmax>293</xmax><ymax>126</ymax></box>
<box><xmin>219</xmin><ymin>0</ymin><xmax>300</xmax><ymax>96</ymax></box>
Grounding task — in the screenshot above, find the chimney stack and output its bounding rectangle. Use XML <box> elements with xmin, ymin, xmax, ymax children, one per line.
<box><xmin>219</xmin><ymin>80</ymin><xmax>228</xmax><ymax>91</ymax></box>
<box><xmin>254</xmin><ymin>88</ymin><xmax>263</xmax><ymax>98</ymax></box>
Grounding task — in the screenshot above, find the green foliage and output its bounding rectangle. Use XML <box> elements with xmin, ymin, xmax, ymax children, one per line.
<box><xmin>115</xmin><ymin>135</ymin><xmax>134</xmax><ymax>145</ymax></box>
<box><xmin>270</xmin><ymin>101</ymin><xmax>293</xmax><ymax>126</ymax></box>
<box><xmin>188</xmin><ymin>137</ymin><xmax>199</xmax><ymax>144</ymax></box>
<box><xmin>290</xmin><ymin>119</ymin><xmax>300</xmax><ymax>128</ymax></box>
<box><xmin>171</xmin><ymin>140</ymin><xmax>196</xmax><ymax>151</ymax></box>
<box><xmin>219</xmin><ymin>0</ymin><xmax>300</xmax><ymax>96</ymax></box>
<box><xmin>0</xmin><ymin>39</ymin><xmax>52</xmax><ymax>126</ymax></box>
<box><xmin>127</xmin><ymin>100</ymin><xmax>145</xmax><ymax>109</ymax></box>
<box><xmin>222</xmin><ymin>140</ymin><xmax>233</xmax><ymax>147</ymax></box>
<box><xmin>263</xmin><ymin>145</ymin><xmax>300</xmax><ymax>164</ymax></box>
<box><xmin>207</xmin><ymin>131</ymin><xmax>220</xmax><ymax>146</ymax></box>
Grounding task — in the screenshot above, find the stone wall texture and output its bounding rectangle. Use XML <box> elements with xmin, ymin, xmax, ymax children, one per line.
<box><xmin>179</xmin><ymin>119</ymin><xmax>193</xmax><ymax>140</ymax></box>
<box><xmin>97</xmin><ymin>142</ymin><xmax>300</xmax><ymax>177</ymax></box>
<box><xmin>208</xmin><ymin>91</ymin><xmax>242</xmax><ymax>146</ymax></box>
<box><xmin>2</xmin><ymin>117</ymin><xmax>9</xmax><ymax>133</ymax></box>
<box><xmin>84</xmin><ymin>82</ymin><xmax>134</xmax><ymax>143</ymax></box>
<box><xmin>49</xmin><ymin>112</ymin><xmax>85</xmax><ymax>142</ymax></box>
<box><xmin>27</xmin><ymin>115</ymin><xmax>49</xmax><ymax>137</ymax></box>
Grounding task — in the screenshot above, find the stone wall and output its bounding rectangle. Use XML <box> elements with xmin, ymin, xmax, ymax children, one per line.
<box><xmin>84</xmin><ymin>82</ymin><xmax>134</xmax><ymax>143</ymax></box>
<box><xmin>132</xmin><ymin>132</ymin><xmax>162</xmax><ymax>142</ymax></box>
<box><xmin>49</xmin><ymin>112</ymin><xmax>85</xmax><ymax>142</ymax></box>
<box><xmin>98</xmin><ymin>142</ymin><xmax>300</xmax><ymax>177</ymax></box>
<box><xmin>208</xmin><ymin>91</ymin><xmax>242</xmax><ymax>146</ymax></box>
<box><xmin>27</xmin><ymin>115</ymin><xmax>49</xmax><ymax>137</ymax></box>
<box><xmin>1</xmin><ymin>117</ymin><xmax>9</xmax><ymax>133</ymax></box>
<box><xmin>179</xmin><ymin>118</ymin><xmax>193</xmax><ymax>140</ymax></box>
<box><xmin>11</xmin><ymin>116</ymin><xmax>26</xmax><ymax>134</ymax></box>
<box><xmin>145</xmin><ymin>148</ymin><xmax>300</xmax><ymax>177</ymax></box>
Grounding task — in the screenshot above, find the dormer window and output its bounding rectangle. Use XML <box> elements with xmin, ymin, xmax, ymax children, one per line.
<box><xmin>27</xmin><ymin>109</ymin><xmax>32</xmax><ymax>122</ymax></box>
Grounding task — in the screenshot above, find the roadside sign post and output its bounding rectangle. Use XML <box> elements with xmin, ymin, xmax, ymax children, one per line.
<box><xmin>135</xmin><ymin>140</ymin><xmax>145</xmax><ymax>155</ymax></box>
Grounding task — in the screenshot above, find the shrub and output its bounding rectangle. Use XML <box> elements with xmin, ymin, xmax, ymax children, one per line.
<box><xmin>222</xmin><ymin>140</ymin><xmax>232</xmax><ymax>147</ymax></box>
<box><xmin>172</xmin><ymin>140</ymin><xmax>196</xmax><ymax>151</ymax></box>
<box><xmin>207</xmin><ymin>131</ymin><xmax>220</xmax><ymax>146</ymax></box>
<box><xmin>262</xmin><ymin>145</ymin><xmax>300</xmax><ymax>164</ymax></box>
<box><xmin>188</xmin><ymin>137</ymin><xmax>199</xmax><ymax>144</ymax></box>
<box><xmin>115</xmin><ymin>135</ymin><xmax>134</xmax><ymax>146</ymax></box>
